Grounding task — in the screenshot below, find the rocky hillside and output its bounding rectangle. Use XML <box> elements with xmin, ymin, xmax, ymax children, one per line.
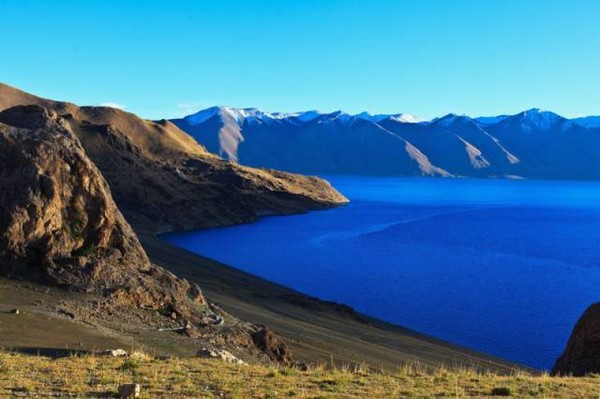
<box><xmin>553</xmin><ymin>303</ymin><xmax>600</xmax><ymax>376</ymax></box>
<box><xmin>0</xmin><ymin>105</ymin><xmax>206</xmax><ymax>323</ymax></box>
<box><xmin>0</xmin><ymin>105</ymin><xmax>214</xmax><ymax>319</ymax></box>
<box><xmin>0</xmin><ymin>104</ymin><xmax>299</xmax><ymax>364</ymax></box>
<box><xmin>0</xmin><ymin>83</ymin><xmax>347</xmax><ymax>231</ymax></box>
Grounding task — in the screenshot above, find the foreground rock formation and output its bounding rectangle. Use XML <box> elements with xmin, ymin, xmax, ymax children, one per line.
<box><xmin>0</xmin><ymin>83</ymin><xmax>347</xmax><ymax>231</ymax></box>
<box><xmin>0</xmin><ymin>105</ymin><xmax>205</xmax><ymax>322</ymax></box>
<box><xmin>553</xmin><ymin>303</ymin><xmax>600</xmax><ymax>376</ymax></box>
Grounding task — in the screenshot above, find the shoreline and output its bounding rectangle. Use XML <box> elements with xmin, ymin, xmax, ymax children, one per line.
<box><xmin>139</xmin><ymin>228</ymin><xmax>533</xmax><ymax>374</ymax></box>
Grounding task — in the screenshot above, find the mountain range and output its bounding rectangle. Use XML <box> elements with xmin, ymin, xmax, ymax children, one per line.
<box><xmin>172</xmin><ymin>107</ymin><xmax>600</xmax><ymax>179</ymax></box>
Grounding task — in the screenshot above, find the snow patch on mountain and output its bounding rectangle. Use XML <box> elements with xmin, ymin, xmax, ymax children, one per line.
<box><xmin>517</xmin><ymin>108</ymin><xmax>563</xmax><ymax>132</ymax></box>
<box><xmin>186</xmin><ymin>106</ymin><xmax>426</xmax><ymax>127</ymax></box>
<box><xmin>356</xmin><ymin>112</ymin><xmax>423</xmax><ymax>124</ymax></box>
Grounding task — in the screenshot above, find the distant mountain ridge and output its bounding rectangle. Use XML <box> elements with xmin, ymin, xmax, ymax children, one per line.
<box><xmin>172</xmin><ymin>107</ymin><xmax>600</xmax><ymax>179</ymax></box>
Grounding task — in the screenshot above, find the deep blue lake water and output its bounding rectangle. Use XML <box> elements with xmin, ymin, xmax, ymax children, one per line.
<box><xmin>161</xmin><ymin>177</ymin><xmax>600</xmax><ymax>369</ymax></box>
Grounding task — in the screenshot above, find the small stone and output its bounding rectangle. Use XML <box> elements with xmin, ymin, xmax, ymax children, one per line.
<box><xmin>198</xmin><ymin>347</ymin><xmax>246</xmax><ymax>365</ymax></box>
<box><xmin>118</xmin><ymin>383</ymin><xmax>140</xmax><ymax>398</ymax></box>
<box><xmin>10</xmin><ymin>308</ymin><xmax>20</xmax><ymax>315</ymax></box>
<box><xmin>101</xmin><ymin>348</ymin><xmax>128</xmax><ymax>357</ymax></box>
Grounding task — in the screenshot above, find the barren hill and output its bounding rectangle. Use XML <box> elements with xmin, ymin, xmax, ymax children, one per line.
<box><xmin>0</xmin><ymin>83</ymin><xmax>347</xmax><ymax>231</ymax></box>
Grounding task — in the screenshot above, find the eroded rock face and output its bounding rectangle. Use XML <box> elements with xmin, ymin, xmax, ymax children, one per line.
<box><xmin>251</xmin><ymin>327</ymin><xmax>293</xmax><ymax>365</ymax></box>
<box><xmin>552</xmin><ymin>303</ymin><xmax>600</xmax><ymax>376</ymax></box>
<box><xmin>0</xmin><ymin>105</ymin><xmax>205</xmax><ymax>320</ymax></box>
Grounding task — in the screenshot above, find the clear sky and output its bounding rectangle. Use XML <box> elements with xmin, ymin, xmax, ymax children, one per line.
<box><xmin>2</xmin><ymin>0</ymin><xmax>599</xmax><ymax>120</ymax></box>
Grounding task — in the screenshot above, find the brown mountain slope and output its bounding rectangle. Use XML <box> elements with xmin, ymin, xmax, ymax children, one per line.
<box><xmin>0</xmin><ymin>83</ymin><xmax>347</xmax><ymax>230</ymax></box>
<box><xmin>0</xmin><ymin>105</ymin><xmax>206</xmax><ymax>324</ymax></box>
<box><xmin>553</xmin><ymin>303</ymin><xmax>600</xmax><ymax>376</ymax></box>
<box><xmin>0</xmin><ymin>105</ymin><xmax>299</xmax><ymax>365</ymax></box>
<box><xmin>0</xmin><ymin>83</ymin><xmax>204</xmax><ymax>159</ymax></box>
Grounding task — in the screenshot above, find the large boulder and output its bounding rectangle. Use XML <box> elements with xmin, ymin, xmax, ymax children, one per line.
<box><xmin>0</xmin><ymin>105</ymin><xmax>205</xmax><ymax>321</ymax></box>
<box><xmin>251</xmin><ymin>326</ymin><xmax>293</xmax><ymax>365</ymax></box>
<box><xmin>552</xmin><ymin>303</ymin><xmax>600</xmax><ymax>376</ymax></box>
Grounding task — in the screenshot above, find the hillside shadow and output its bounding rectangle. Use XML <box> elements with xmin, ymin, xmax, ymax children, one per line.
<box><xmin>5</xmin><ymin>347</ymin><xmax>93</xmax><ymax>358</ymax></box>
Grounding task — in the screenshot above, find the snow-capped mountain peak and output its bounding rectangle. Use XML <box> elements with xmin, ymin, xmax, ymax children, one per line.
<box><xmin>389</xmin><ymin>113</ymin><xmax>423</xmax><ymax>124</ymax></box>
<box><xmin>514</xmin><ymin>108</ymin><xmax>564</xmax><ymax>131</ymax></box>
<box><xmin>432</xmin><ymin>113</ymin><xmax>471</xmax><ymax>127</ymax></box>
<box><xmin>184</xmin><ymin>106</ymin><xmax>582</xmax><ymax>133</ymax></box>
<box><xmin>184</xmin><ymin>106</ymin><xmax>222</xmax><ymax>125</ymax></box>
<box><xmin>355</xmin><ymin>111</ymin><xmax>422</xmax><ymax>124</ymax></box>
<box><xmin>185</xmin><ymin>106</ymin><xmax>329</xmax><ymax>126</ymax></box>
<box><xmin>271</xmin><ymin>110</ymin><xmax>323</xmax><ymax>122</ymax></box>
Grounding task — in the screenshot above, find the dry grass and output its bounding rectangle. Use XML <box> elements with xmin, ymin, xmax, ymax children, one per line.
<box><xmin>0</xmin><ymin>351</ymin><xmax>599</xmax><ymax>398</ymax></box>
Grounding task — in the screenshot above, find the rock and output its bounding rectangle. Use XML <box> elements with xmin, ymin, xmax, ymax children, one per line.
<box><xmin>101</xmin><ymin>349</ymin><xmax>128</xmax><ymax>357</ymax></box>
<box><xmin>0</xmin><ymin>105</ymin><xmax>208</xmax><ymax>324</ymax></box>
<box><xmin>552</xmin><ymin>303</ymin><xmax>600</xmax><ymax>376</ymax></box>
<box><xmin>198</xmin><ymin>347</ymin><xmax>246</xmax><ymax>365</ymax></box>
<box><xmin>251</xmin><ymin>327</ymin><xmax>293</xmax><ymax>365</ymax></box>
<box><xmin>183</xmin><ymin>321</ymin><xmax>201</xmax><ymax>338</ymax></box>
<box><xmin>295</xmin><ymin>360</ymin><xmax>309</xmax><ymax>371</ymax></box>
<box><xmin>58</xmin><ymin>309</ymin><xmax>76</xmax><ymax>319</ymax></box>
<box><xmin>199</xmin><ymin>313</ymin><xmax>224</xmax><ymax>326</ymax></box>
<box><xmin>10</xmin><ymin>308</ymin><xmax>20</xmax><ymax>315</ymax></box>
<box><xmin>118</xmin><ymin>383</ymin><xmax>140</xmax><ymax>398</ymax></box>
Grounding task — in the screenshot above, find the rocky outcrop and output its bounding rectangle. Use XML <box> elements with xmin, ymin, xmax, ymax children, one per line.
<box><xmin>198</xmin><ymin>347</ymin><xmax>246</xmax><ymax>365</ymax></box>
<box><xmin>0</xmin><ymin>105</ymin><xmax>206</xmax><ymax>323</ymax></box>
<box><xmin>251</xmin><ymin>327</ymin><xmax>293</xmax><ymax>365</ymax></box>
<box><xmin>0</xmin><ymin>83</ymin><xmax>348</xmax><ymax>231</ymax></box>
<box><xmin>552</xmin><ymin>303</ymin><xmax>600</xmax><ymax>376</ymax></box>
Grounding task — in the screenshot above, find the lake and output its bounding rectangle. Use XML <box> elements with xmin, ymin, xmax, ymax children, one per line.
<box><xmin>161</xmin><ymin>177</ymin><xmax>600</xmax><ymax>369</ymax></box>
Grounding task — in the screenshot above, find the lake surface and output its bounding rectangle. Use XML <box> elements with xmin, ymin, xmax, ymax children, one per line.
<box><xmin>161</xmin><ymin>177</ymin><xmax>600</xmax><ymax>369</ymax></box>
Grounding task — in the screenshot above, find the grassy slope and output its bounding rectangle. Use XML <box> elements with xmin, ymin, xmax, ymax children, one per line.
<box><xmin>1</xmin><ymin>351</ymin><xmax>598</xmax><ymax>398</ymax></box>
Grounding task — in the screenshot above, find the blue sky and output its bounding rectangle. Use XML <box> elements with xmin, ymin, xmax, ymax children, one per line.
<box><xmin>2</xmin><ymin>0</ymin><xmax>599</xmax><ymax>119</ymax></box>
